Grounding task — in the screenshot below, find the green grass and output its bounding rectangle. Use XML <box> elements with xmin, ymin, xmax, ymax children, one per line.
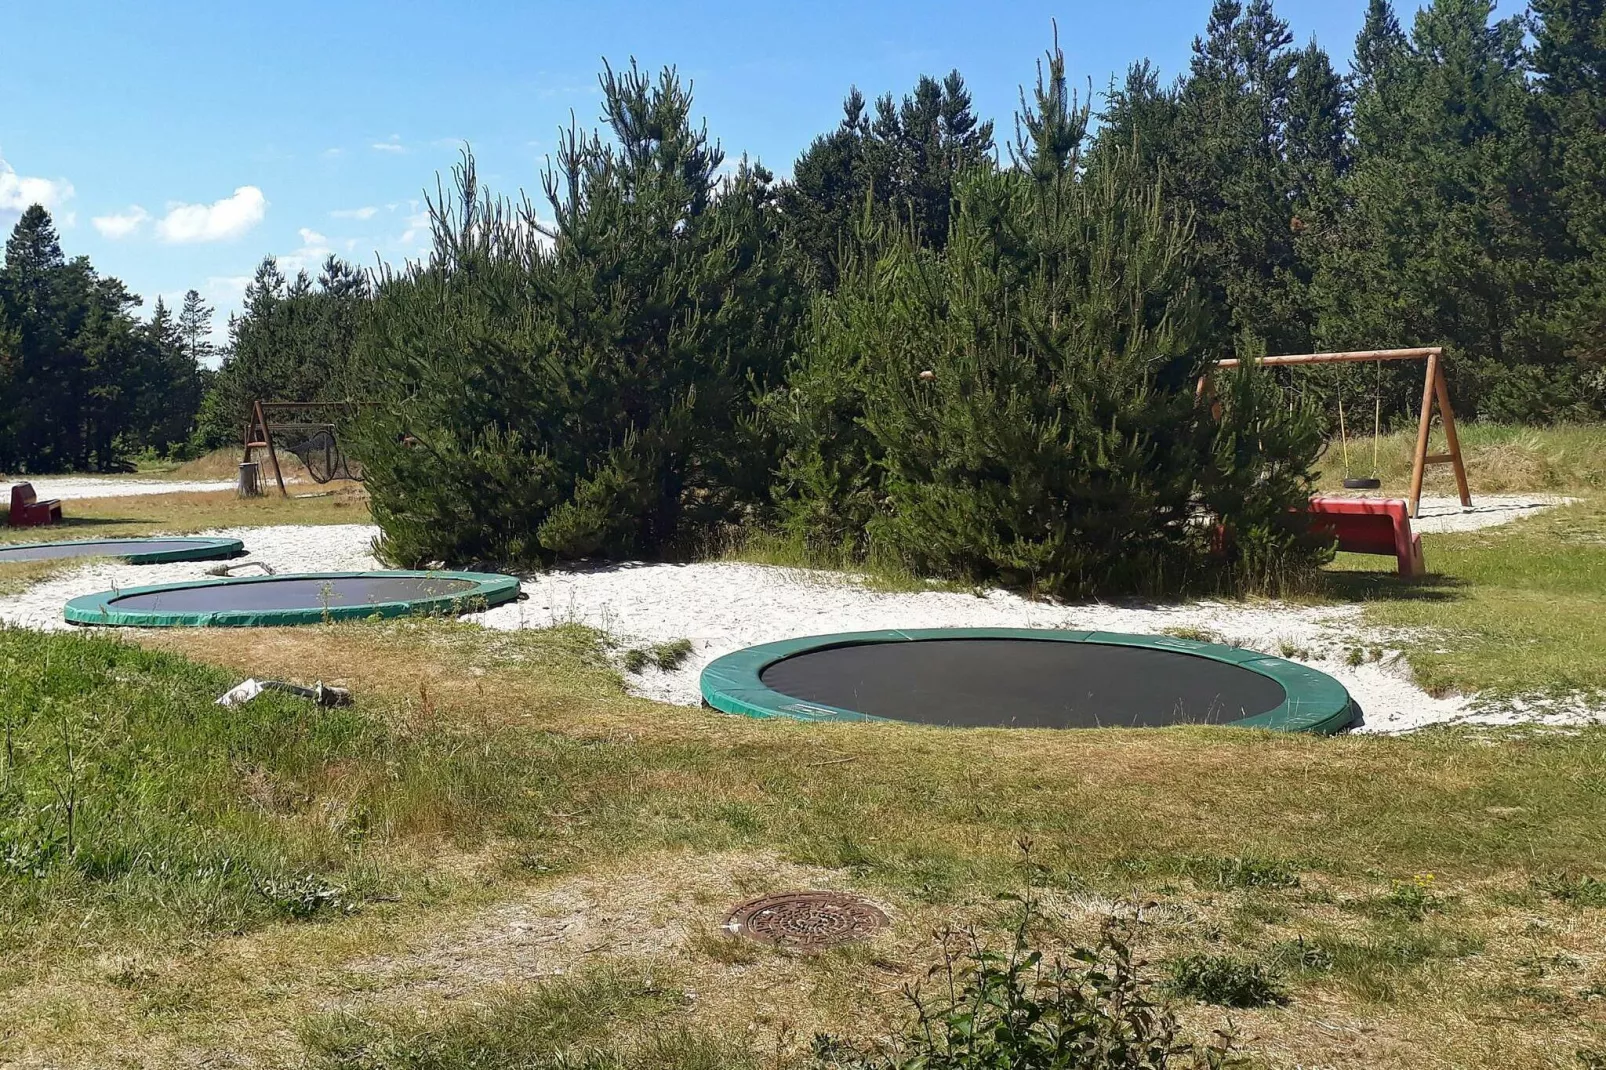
<box><xmin>7</xmin><ymin>619</ymin><xmax>1606</xmax><ymax>1065</ymax></box>
<box><xmin>303</xmin><ymin>968</ymin><xmax>753</xmax><ymax>1070</ymax></box>
<box><xmin>7</xmin><ymin>423</ymin><xmax>1606</xmax><ymax>1067</ymax></box>
<box><xmin>1324</xmin><ymin>498</ymin><xmax>1606</xmax><ymax>698</ymax></box>
<box><xmin>717</xmin><ymin>527</ymin><xmax>972</xmax><ymax>594</ymax></box>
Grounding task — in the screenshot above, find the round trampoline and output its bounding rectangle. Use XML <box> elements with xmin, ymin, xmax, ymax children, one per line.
<box><xmin>700</xmin><ymin>629</ymin><xmax>1356</xmax><ymax>734</ymax></box>
<box><xmin>0</xmin><ymin>536</ymin><xmax>243</xmax><ymax>565</ymax></box>
<box><xmin>64</xmin><ymin>570</ymin><xmax>521</xmax><ymax>627</ymax></box>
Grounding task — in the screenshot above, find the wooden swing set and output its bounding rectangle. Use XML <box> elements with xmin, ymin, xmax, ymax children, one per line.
<box><xmin>1200</xmin><ymin>346</ymin><xmax>1471</xmax><ymax>519</ymax></box>
<box><xmin>243</xmin><ymin>400</ymin><xmax>364</xmax><ymax>497</ymax></box>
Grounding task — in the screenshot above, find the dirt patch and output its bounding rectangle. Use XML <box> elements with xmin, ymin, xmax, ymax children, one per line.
<box><xmin>338</xmin><ymin>850</ymin><xmax>882</xmax><ymax>998</ymax></box>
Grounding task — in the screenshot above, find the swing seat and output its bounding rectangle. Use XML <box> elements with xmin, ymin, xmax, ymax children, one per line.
<box><xmin>1308</xmin><ymin>496</ymin><xmax>1425</xmax><ymax>578</ymax></box>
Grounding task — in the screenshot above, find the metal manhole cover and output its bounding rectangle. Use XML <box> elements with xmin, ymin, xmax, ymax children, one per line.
<box><xmin>722</xmin><ymin>891</ymin><xmax>889</xmax><ymax>951</ymax></box>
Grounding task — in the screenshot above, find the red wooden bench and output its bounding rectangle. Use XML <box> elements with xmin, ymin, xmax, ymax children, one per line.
<box><xmin>7</xmin><ymin>482</ymin><xmax>62</xmax><ymax>528</ymax></box>
<box><xmin>1308</xmin><ymin>496</ymin><xmax>1424</xmax><ymax>577</ymax></box>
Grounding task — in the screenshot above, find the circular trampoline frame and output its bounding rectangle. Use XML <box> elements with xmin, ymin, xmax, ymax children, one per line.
<box><xmin>63</xmin><ymin>570</ymin><xmax>521</xmax><ymax>628</ymax></box>
<box><xmin>700</xmin><ymin>628</ymin><xmax>1357</xmax><ymax>734</ymax></box>
<box><xmin>0</xmin><ymin>536</ymin><xmax>244</xmax><ymax>565</ymax></box>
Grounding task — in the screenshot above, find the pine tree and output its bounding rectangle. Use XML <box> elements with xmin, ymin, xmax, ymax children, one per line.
<box><xmin>353</xmin><ymin>62</ymin><xmax>803</xmax><ymax>567</ymax></box>
<box><xmin>0</xmin><ymin>206</ymin><xmax>191</xmax><ymax>469</ymax></box>
<box><xmin>1316</xmin><ymin>0</ymin><xmax>1563</xmax><ymax>419</ymax></box>
<box><xmin>1011</xmin><ymin>23</ymin><xmax>1090</xmax><ymax>183</ymax></box>
<box><xmin>1530</xmin><ymin>0</ymin><xmax>1606</xmax><ymax>381</ymax></box>
<box><xmin>196</xmin><ymin>254</ymin><xmax>370</xmax><ymax>448</ymax></box>
<box><xmin>781</xmin><ymin>71</ymin><xmax>994</xmax><ymax>287</ymax></box>
<box><xmin>177</xmin><ymin>289</ymin><xmax>215</xmax><ymax>367</ymax></box>
<box><xmin>778</xmin><ymin>30</ymin><xmax>1326</xmax><ymax>597</ymax></box>
<box><xmin>1169</xmin><ymin>0</ymin><xmax>1307</xmax><ymax>354</ymax></box>
<box><xmin>1089</xmin><ymin>60</ymin><xmax>1179</xmax><ymax>178</ymax></box>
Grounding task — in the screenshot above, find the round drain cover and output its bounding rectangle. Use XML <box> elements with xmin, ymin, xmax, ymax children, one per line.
<box><xmin>722</xmin><ymin>891</ymin><xmax>889</xmax><ymax>951</ymax></box>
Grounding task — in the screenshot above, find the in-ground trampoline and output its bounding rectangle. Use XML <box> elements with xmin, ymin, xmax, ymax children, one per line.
<box><xmin>700</xmin><ymin>629</ymin><xmax>1357</xmax><ymax>734</ymax></box>
<box><xmin>64</xmin><ymin>570</ymin><xmax>521</xmax><ymax>627</ymax></box>
<box><xmin>0</xmin><ymin>536</ymin><xmax>243</xmax><ymax>565</ymax></box>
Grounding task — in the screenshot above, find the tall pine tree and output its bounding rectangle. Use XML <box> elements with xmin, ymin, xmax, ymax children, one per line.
<box><xmin>1530</xmin><ymin>0</ymin><xmax>1606</xmax><ymax>387</ymax></box>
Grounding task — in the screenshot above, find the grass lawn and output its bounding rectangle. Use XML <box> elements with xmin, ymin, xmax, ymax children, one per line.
<box><xmin>4</xmin><ymin>429</ymin><xmax>1606</xmax><ymax>1068</ymax></box>
<box><xmin>1327</xmin><ymin>498</ymin><xmax>1606</xmax><ymax>700</ymax></box>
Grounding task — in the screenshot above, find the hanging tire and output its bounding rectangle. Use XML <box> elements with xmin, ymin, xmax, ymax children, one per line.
<box><xmin>1343</xmin><ymin>477</ymin><xmax>1382</xmax><ymax>490</ymax></box>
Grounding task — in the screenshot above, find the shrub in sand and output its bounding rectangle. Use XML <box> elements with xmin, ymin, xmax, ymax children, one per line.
<box><xmin>350</xmin><ymin>61</ymin><xmax>802</xmax><ymax>568</ymax></box>
<box><xmin>775</xmin><ymin>38</ymin><xmax>1327</xmax><ymax>599</ymax></box>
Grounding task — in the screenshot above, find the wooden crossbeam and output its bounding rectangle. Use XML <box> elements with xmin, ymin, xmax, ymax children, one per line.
<box><xmin>1199</xmin><ymin>346</ymin><xmax>1471</xmax><ymax>519</ymax></box>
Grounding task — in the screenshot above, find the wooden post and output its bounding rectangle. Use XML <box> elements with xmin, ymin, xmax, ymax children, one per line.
<box><xmin>244</xmin><ymin>400</ymin><xmax>288</xmax><ymax>497</ymax></box>
<box><xmin>1407</xmin><ymin>351</ymin><xmax>1438</xmax><ymax>518</ymax></box>
<box><xmin>1433</xmin><ymin>365</ymin><xmax>1472</xmax><ymax>508</ymax></box>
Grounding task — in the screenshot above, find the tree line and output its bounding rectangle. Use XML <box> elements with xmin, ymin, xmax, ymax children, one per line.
<box><xmin>0</xmin><ymin>207</ymin><xmax>206</xmax><ymax>472</ymax></box>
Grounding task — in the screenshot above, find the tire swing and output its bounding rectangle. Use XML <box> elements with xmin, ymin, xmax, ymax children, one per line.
<box><xmin>1338</xmin><ymin>359</ymin><xmax>1383</xmax><ymax>491</ymax></box>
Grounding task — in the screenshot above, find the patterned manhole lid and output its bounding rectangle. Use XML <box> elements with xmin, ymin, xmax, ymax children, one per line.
<box><xmin>722</xmin><ymin>891</ymin><xmax>889</xmax><ymax>951</ymax></box>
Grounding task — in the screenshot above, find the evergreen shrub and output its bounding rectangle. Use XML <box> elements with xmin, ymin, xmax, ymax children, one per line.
<box><xmin>776</xmin><ymin>159</ymin><xmax>1328</xmax><ymax>598</ymax></box>
<box><xmin>351</xmin><ymin>63</ymin><xmax>801</xmax><ymax>567</ymax></box>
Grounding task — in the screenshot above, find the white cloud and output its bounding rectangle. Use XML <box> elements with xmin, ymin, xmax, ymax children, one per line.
<box><xmin>156</xmin><ymin>186</ymin><xmax>267</xmax><ymax>243</ymax></box>
<box><xmin>397</xmin><ymin>210</ymin><xmax>431</xmax><ymax>247</ymax></box>
<box><xmin>329</xmin><ymin>206</ymin><xmax>377</xmax><ymax>220</ymax></box>
<box><xmin>372</xmin><ymin>135</ymin><xmax>406</xmax><ymax>154</ymax></box>
<box><xmin>92</xmin><ymin>205</ymin><xmax>149</xmax><ymax>238</ymax></box>
<box><xmin>0</xmin><ymin>150</ymin><xmax>75</xmax><ymax>216</ymax></box>
<box><xmin>277</xmin><ymin>225</ymin><xmax>334</xmax><ymax>277</ymax></box>
<box><xmin>206</xmin><ymin>274</ymin><xmax>252</xmax><ymax>303</ymax></box>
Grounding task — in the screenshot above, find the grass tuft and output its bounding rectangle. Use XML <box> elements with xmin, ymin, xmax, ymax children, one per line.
<box><xmin>1165</xmin><ymin>952</ymin><xmax>1288</xmax><ymax>1008</ymax></box>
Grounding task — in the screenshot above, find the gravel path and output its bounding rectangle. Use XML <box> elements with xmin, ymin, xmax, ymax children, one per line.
<box><xmin>0</xmin><ymin>491</ymin><xmax>1594</xmax><ymax>734</ymax></box>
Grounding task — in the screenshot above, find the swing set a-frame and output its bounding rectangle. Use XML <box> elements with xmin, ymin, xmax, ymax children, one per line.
<box><xmin>1199</xmin><ymin>346</ymin><xmax>1471</xmax><ymax>519</ymax></box>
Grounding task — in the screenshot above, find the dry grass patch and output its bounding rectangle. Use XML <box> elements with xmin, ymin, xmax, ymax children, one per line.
<box><xmin>0</xmin><ymin>485</ymin><xmax>369</xmax><ymax>544</ymax></box>
<box><xmin>1315</xmin><ymin>421</ymin><xmax>1606</xmax><ymax>495</ymax></box>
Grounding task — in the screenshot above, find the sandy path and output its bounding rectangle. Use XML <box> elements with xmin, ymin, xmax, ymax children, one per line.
<box><xmin>0</xmin><ymin>493</ymin><xmax>1595</xmax><ymax>734</ymax></box>
<box><xmin>6</xmin><ymin>477</ymin><xmax>238</xmax><ymax>499</ymax></box>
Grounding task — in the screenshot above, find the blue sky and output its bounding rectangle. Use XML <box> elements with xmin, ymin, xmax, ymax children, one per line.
<box><xmin>2</xmin><ymin>0</ymin><xmax>1400</xmax><ymax>353</ymax></box>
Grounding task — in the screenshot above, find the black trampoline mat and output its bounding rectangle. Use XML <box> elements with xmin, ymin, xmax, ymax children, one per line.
<box><xmin>110</xmin><ymin>576</ymin><xmax>480</xmax><ymax>612</ymax></box>
<box><xmin>0</xmin><ymin>539</ymin><xmax>223</xmax><ymax>563</ymax></box>
<box><xmin>758</xmin><ymin>639</ymin><xmax>1287</xmax><ymax>729</ymax></box>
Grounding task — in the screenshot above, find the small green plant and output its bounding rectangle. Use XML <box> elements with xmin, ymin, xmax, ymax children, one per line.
<box><xmin>1270</xmin><ymin>936</ymin><xmax>1333</xmax><ymax>973</ymax></box>
<box><xmin>1376</xmin><ymin>873</ymin><xmax>1444</xmax><ymax>921</ymax></box>
<box><xmin>1537</xmin><ymin>873</ymin><xmax>1606</xmax><ymax>907</ymax></box>
<box><xmin>1210</xmin><ymin>856</ymin><xmax>1301</xmax><ymax>890</ymax></box>
<box><xmin>621</xmin><ymin>638</ymin><xmax>694</xmax><ymax>674</ymax></box>
<box><xmin>253</xmin><ymin>873</ymin><xmax>357</xmax><ymax>920</ymax></box>
<box><xmin>1166</xmin><ymin>953</ymin><xmax>1288</xmax><ymax>1008</ymax></box>
<box><xmin>814</xmin><ymin>852</ymin><xmax>1247</xmax><ymax>1069</ymax></box>
<box><xmin>650</xmin><ymin>638</ymin><xmax>693</xmax><ymax>670</ymax></box>
<box><xmin>1164</xmin><ymin>627</ymin><xmax>1222</xmax><ymax>645</ymax></box>
<box><xmin>1346</xmin><ymin>647</ymin><xmax>1365</xmax><ymax>667</ymax></box>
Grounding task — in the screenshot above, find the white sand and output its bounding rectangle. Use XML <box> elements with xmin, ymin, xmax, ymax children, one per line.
<box><xmin>1</xmin><ymin>493</ymin><xmax>1596</xmax><ymax>734</ymax></box>
<box><xmin>1383</xmin><ymin>494</ymin><xmax>1576</xmax><ymax>534</ymax></box>
<box><xmin>0</xmin><ymin>524</ymin><xmax>380</xmax><ymax>632</ymax></box>
<box><xmin>6</xmin><ymin>476</ymin><xmax>242</xmax><ymax>499</ymax></box>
